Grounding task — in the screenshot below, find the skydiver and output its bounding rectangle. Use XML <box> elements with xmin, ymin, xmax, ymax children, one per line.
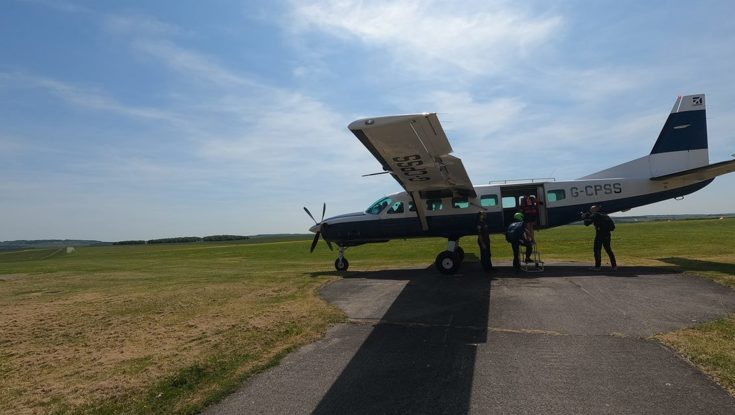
<box><xmin>581</xmin><ymin>205</ymin><xmax>617</xmax><ymax>271</ymax></box>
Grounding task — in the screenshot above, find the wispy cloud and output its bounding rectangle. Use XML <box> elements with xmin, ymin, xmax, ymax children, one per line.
<box><xmin>0</xmin><ymin>71</ymin><xmax>180</xmax><ymax>123</ymax></box>
<box><xmin>288</xmin><ymin>0</ymin><xmax>563</xmax><ymax>76</ymax></box>
<box><xmin>130</xmin><ymin>39</ymin><xmax>261</xmax><ymax>89</ymax></box>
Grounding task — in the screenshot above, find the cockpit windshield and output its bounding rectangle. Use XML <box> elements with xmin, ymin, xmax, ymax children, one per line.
<box><xmin>365</xmin><ymin>197</ymin><xmax>392</xmax><ymax>215</ymax></box>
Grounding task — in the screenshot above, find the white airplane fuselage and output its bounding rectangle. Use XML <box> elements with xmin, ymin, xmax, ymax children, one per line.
<box><xmin>315</xmin><ymin>175</ymin><xmax>712</xmax><ymax>246</ymax></box>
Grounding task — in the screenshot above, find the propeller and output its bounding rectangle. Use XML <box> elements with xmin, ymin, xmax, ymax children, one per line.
<box><xmin>303</xmin><ymin>203</ymin><xmax>333</xmax><ymax>252</ymax></box>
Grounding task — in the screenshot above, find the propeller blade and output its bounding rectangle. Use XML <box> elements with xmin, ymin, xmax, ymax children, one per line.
<box><xmin>321</xmin><ymin>202</ymin><xmax>326</xmax><ymax>222</ymax></box>
<box><xmin>325</xmin><ymin>239</ymin><xmax>333</xmax><ymax>251</ymax></box>
<box><xmin>303</xmin><ymin>206</ymin><xmax>317</xmax><ymax>224</ymax></box>
<box><xmin>310</xmin><ymin>232</ymin><xmax>320</xmax><ymax>253</ymax></box>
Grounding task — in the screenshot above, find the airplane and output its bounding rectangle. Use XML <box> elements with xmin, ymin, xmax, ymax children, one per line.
<box><xmin>304</xmin><ymin>94</ymin><xmax>735</xmax><ymax>274</ymax></box>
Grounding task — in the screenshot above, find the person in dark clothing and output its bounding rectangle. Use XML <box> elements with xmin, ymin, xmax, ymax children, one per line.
<box><xmin>582</xmin><ymin>205</ymin><xmax>617</xmax><ymax>271</ymax></box>
<box><xmin>477</xmin><ymin>211</ymin><xmax>494</xmax><ymax>272</ymax></box>
<box><xmin>506</xmin><ymin>212</ymin><xmax>532</xmax><ymax>273</ymax></box>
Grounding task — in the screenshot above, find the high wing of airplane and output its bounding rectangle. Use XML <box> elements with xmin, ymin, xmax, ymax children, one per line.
<box><xmin>304</xmin><ymin>94</ymin><xmax>735</xmax><ymax>274</ymax></box>
<box><xmin>349</xmin><ymin>113</ymin><xmax>476</xmax><ymax>231</ymax></box>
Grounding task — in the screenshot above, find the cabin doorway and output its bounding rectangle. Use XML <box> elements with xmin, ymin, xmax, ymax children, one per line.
<box><xmin>499</xmin><ymin>185</ymin><xmax>548</xmax><ymax>228</ymax></box>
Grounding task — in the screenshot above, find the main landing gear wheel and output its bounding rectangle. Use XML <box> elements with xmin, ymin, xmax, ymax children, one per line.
<box><xmin>335</xmin><ymin>257</ymin><xmax>349</xmax><ymax>271</ymax></box>
<box><xmin>435</xmin><ymin>251</ymin><xmax>460</xmax><ymax>275</ymax></box>
<box><xmin>455</xmin><ymin>246</ymin><xmax>465</xmax><ymax>262</ymax></box>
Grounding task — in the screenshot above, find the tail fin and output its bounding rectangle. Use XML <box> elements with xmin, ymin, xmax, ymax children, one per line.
<box><xmin>580</xmin><ymin>94</ymin><xmax>709</xmax><ymax>179</ymax></box>
<box><xmin>650</xmin><ymin>94</ymin><xmax>708</xmax><ymax>155</ymax></box>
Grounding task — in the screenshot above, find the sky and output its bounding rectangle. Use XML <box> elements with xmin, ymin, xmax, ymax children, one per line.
<box><xmin>1</xmin><ymin>0</ymin><xmax>734</xmax><ymax>241</ymax></box>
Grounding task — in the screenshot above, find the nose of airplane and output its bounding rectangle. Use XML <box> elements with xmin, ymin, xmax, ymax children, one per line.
<box><xmin>309</xmin><ymin>224</ymin><xmax>320</xmax><ymax>234</ymax></box>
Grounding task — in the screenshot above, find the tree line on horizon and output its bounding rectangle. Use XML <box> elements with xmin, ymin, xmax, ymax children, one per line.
<box><xmin>113</xmin><ymin>235</ymin><xmax>250</xmax><ymax>245</ymax></box>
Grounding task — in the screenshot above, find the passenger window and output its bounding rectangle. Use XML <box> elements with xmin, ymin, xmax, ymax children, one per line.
<box><xmin>387</xmin><ymin>201</ymin><xmax>404</xmax><ymax>214</ymax></box>
<box><xmin>547</xmin><ymin>189</ymin><xmax>566</xmax><ymax>203</ymax></box>
<box><xmin>426</xmin><ymin>199</ymin><xmax>443</xmax><ymax>211</ymax></box>
<box><xmin>480</xmin><ymin>195</ymin><xmax>498</xmax><ymax>207</ymax></box>
<box><xmin>452</xmin><ymin>197</ymin><xmax>469</xmax><ymax>209</ymax></box>
<box><xmin>502</xmin><ymin>196</ymin><xmax>517</xmax><ymax>208</ymax></box>
<box><xmin>408</xmin><ymin>201</ymin><xmax>416</xmax><ymax>212</ymax></box>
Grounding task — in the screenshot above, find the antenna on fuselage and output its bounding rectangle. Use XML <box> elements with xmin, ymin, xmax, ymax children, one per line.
<box><xmin>362</xmin><ymin>171</ymin><xmax>391</xmax><ymax>177</ymax></box>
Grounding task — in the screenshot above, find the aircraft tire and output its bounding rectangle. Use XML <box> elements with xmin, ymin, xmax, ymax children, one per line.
<box><xmin>335</xmin><ymin>257</ymin><xmax>349</xmax><ymax>272</ymax></box>
<box><xmin>455</xmin><ymin>246</ymin><xmax>465</xmax><ymax>262</ymax></box>
<box><xmin>435</xmin><ymin>251</ymin><xmax>460</xmax><ymax>275</ymax></box>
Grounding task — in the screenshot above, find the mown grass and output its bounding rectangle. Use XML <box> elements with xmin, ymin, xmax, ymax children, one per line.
<box><xmin>0</xmin><ymin>219</ymin><xmax>734</xmax><ymax>413</ymax></box>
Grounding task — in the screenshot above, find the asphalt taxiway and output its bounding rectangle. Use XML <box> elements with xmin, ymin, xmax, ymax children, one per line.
<box><xmin>203</xmin><ymin>263</ymin><xmax>735</xmax><ymax>414</ymax></box>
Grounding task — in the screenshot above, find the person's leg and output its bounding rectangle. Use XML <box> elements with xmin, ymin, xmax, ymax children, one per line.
<box><xmin>480</xmin><ymin>247</ymin><xmax>490</xmax><ymax>271</ymax></box>
<box><xmin>512</xmin><ymin>243</ymin><xmax>521</xmax><ymax>271</ymax></box>
<box><xmin>525</xmin><ymin>222</ymin><xmax>535</xmax><ymax>243</ymax></box>
<box><xmin>602</xmin><ymin>233</ymin><xmax>616</xmax><ymax>267</ymax></box>
<box><xmin>593</xmin><ymin>234</ymin><xmax>602</xmax><ymax>268</ymax></box>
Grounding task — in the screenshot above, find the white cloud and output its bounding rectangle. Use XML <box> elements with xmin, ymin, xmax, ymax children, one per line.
<box><xmin>288</xmin><ymin>0</ymin><xmax>563</xmax><ymax>76</ymax></box>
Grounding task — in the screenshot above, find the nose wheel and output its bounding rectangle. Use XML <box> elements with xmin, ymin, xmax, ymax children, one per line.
<box><xmin>334</xmin><ymin>247</ymin><xmax>349</xmax><ymax>272</ymax></box>
<box><xmin>335</xmin><ymin>257</ymin><xmax>349</xmax><ymax>271</ymax></box>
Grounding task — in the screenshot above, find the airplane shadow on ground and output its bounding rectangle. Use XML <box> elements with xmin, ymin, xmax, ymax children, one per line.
<box><xmin>312</xmin><ymin>266</ymin><xmax>490</xmax><ymax>415</ymax></box>
<box><xmin>307</xmin><ymin>262</ymin><xmax>685</xmax><ymax>414</ymax></box>
<box><xmin>659</xmin><ymin>257</ymin><xmax>735</xmax><ymax>276</ymax></box>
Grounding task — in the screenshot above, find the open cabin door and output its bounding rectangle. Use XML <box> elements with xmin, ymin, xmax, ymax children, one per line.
<box><xmin>498</xmin><ymin>184</ymin><xmax>548</xmax><ymax>228</ymax></box>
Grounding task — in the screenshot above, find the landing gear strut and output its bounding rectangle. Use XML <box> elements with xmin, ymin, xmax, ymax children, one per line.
<box><xmin>334</xmin><ymin>246</ymin><xmax>349</xmax><ymax>272</ymax></box>
<box><xmin>435</xmin><ymin>239</ymin><xmax>463</xmax><ymax>275</ymax></box>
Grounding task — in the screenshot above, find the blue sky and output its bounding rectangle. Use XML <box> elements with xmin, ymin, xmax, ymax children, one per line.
<box><xmin>1</xmin><ymin>0</ymin><xmax>734</xmax><ymax>241</ymax></box>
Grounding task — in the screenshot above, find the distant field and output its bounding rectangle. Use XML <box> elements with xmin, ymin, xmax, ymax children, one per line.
<box><xmin>0</xmin><ymin>219</ymin><xmax>734</xmax><ymax>414</ymax></box>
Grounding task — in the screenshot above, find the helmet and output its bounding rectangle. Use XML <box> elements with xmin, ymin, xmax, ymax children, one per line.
<box><xmin>513</xmin><ymin>212</ymin><xmax>524</xmax><ymax>221</ymax></box>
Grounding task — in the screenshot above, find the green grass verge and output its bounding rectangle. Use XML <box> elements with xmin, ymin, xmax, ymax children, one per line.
<box><xmin>1</xmin><ymin>219</ymin><xmax>734</xmax><ymax>413</ymax></box>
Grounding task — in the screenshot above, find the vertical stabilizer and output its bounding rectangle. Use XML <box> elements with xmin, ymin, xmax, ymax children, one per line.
<box><xmin>650</xmin><ymin>94</ymin><xmax>708</xmax><ymax>155</ymax></box>
<box><xmin>580</xmin><ymin>94</ymin><xmax>709</xmax><ymax>180</ymax></box>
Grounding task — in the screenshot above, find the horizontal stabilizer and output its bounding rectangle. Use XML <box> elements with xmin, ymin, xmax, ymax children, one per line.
<box><xmin>650</xmin><ymin>158</ymin><xmax>735</xmax><ymax>182</ymax></box>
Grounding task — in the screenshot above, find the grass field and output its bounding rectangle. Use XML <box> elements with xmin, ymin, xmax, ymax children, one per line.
<box><xmin>1</xmin><ymin>219</ymin><xmax>734</xmax><ymax>414</ymax></box>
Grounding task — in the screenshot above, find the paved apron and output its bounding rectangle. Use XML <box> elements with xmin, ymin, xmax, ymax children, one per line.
<box><xmin>203</xmin><ymin>264</ymin><xmax>735</xmax><ymax>415</ymax></box>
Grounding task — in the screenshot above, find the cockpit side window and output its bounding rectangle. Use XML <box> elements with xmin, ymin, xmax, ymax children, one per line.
<box><xmin>366</xmin><ymin>197</ymin><xmax>392</xmax><ymax>215</ymax></box>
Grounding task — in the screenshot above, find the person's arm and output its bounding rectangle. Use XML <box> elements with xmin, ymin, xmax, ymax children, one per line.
<box><xmin>582</xmin><ymin>212</ymin><xmax>593</xmax><ymax>226</ymax></box>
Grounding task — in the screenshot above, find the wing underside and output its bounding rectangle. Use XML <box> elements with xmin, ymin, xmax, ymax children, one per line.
<box><xmin>349</xmin><ymin>113</ymin><xmax>476</xmax><ymax>230</ymax></box>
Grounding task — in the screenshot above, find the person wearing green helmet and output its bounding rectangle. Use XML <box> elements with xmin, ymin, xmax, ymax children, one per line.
<box><xmin>506</xmin><ymin>212</ymin><xmax>532</xmax><ymax>272</ymax></box>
